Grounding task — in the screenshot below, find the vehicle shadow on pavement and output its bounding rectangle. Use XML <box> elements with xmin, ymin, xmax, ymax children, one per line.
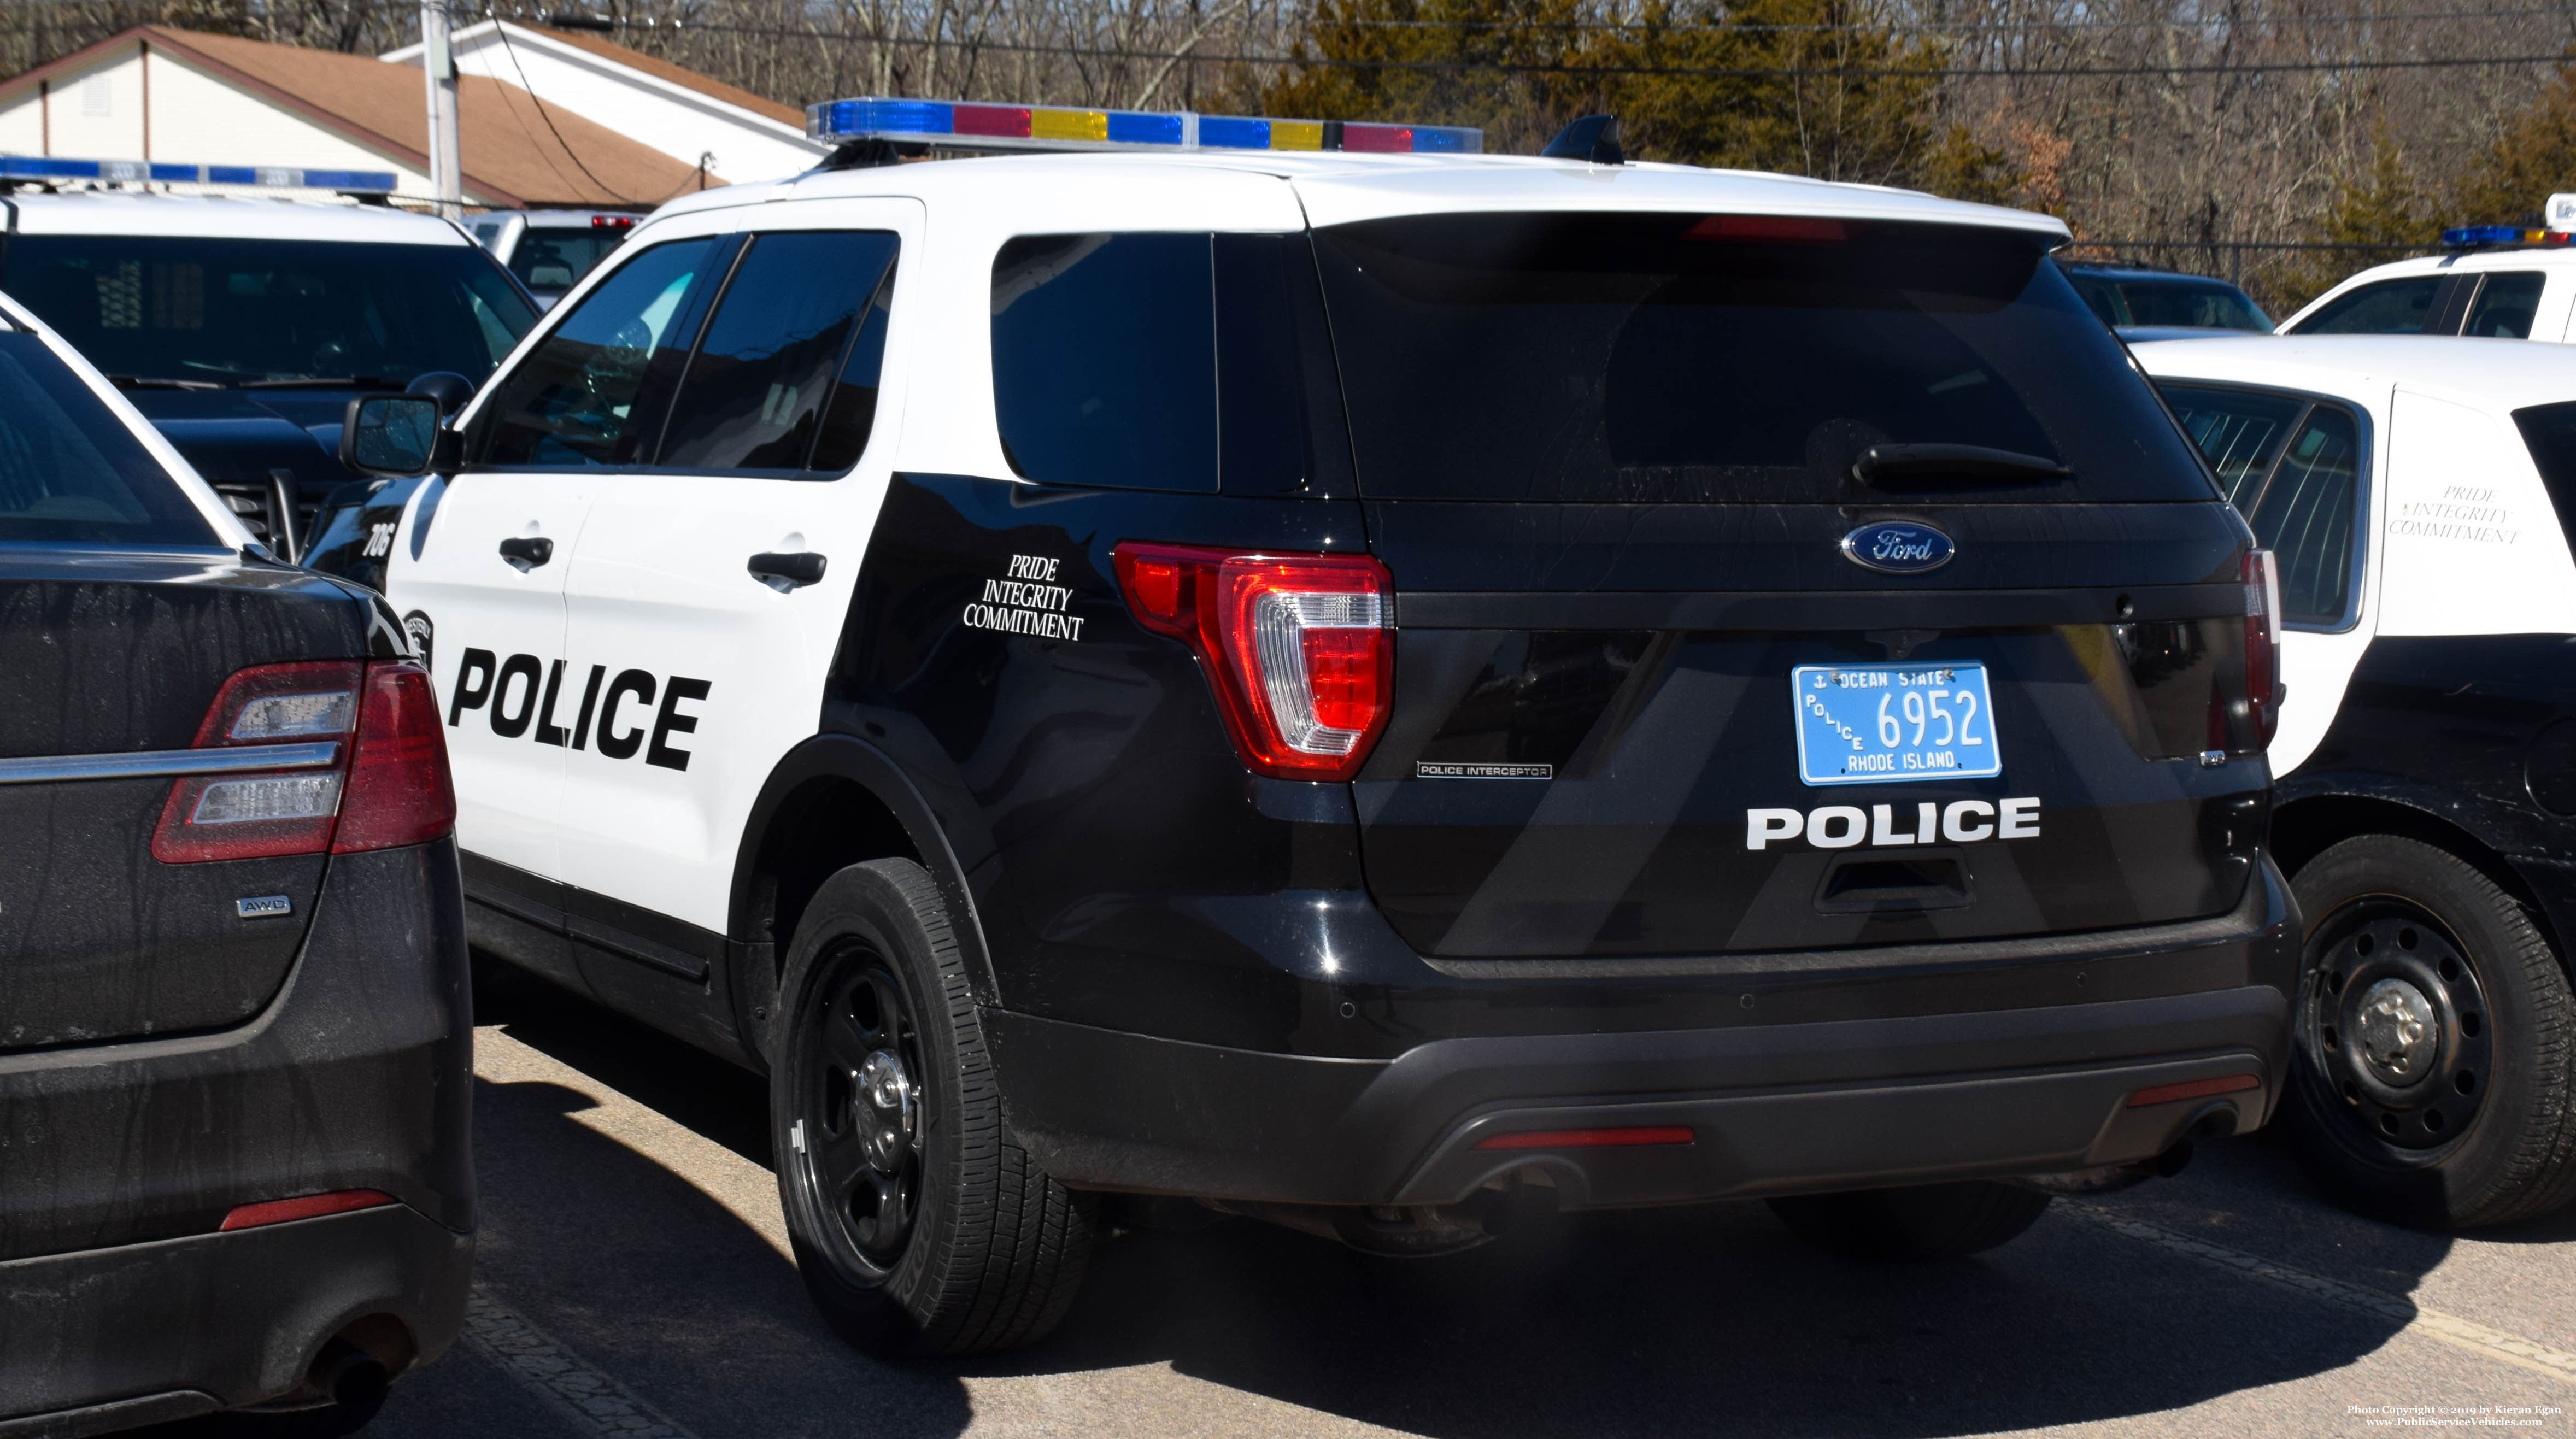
<box><xmin>988</xmin><ymin>1184</ymin><xmax>2441</xmax><ymax>1438</ymax></box>
<box><xmin>465</xmin><ymin>963</ymin><xmax>2451</xmax><ymax>1439</ymax></box>
<box><xmin>451</xmin><ymin>962</ymin><xmax>975</xmax><ymax>1439</ymax></box>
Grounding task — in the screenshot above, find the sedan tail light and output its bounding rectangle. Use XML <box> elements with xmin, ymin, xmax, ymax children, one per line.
<box><xmin>2244</xmin><ymin>549</ymin><xmax>2282</xmax><ymax>750</ymax></box>
<box><xmin>153</xmin><ymin>660</ymin><xmax>454</xmax><ymax>863</ymax></box>
<box><xmin>1113</xmin><ymin>542</ymin><xmax>1393</xmax><ymax>781</ymax></box>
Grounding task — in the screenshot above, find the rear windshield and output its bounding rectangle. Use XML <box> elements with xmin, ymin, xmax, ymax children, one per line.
<box><xmin>0</xmin><ymin>331</ymin><xmax>216</xmax><ymax>545</ymax></box>
<box><xmin>509</xmin><ymin>228</ymin><xmax>624</xmax><ymax>293</ymax></box>
<box><xmin>1311</xmin><ymin>213</ymin><xmax>2217</xmax><ymax>503</ymax></box>
<box><xmin>1</xmin><ymin>235</ymin><xmax>537</xmax><ymax>387</ymax></box>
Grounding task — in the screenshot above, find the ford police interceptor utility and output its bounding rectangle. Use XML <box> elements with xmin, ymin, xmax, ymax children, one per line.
<box><xmin>0</xmin><ymin>157</ymin><xmax>539</xmax><ymax>573</ymax></box>
<box><xmin>2136</xmin><ymin>334</ymin><xmax>2576</xmax><ymax>1228</ymax></box>
<box><xmin>333</xmin><ymin>99</ymin><xmax>2301</xmax><ymax>1356</ymax></box>
<box><xmin>2276</xmin><ymin>200</ymin><xmax>2576</xmax><ymax>343</ymax></box>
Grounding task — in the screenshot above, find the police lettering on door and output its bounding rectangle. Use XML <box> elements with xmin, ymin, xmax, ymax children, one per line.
<box><xmin>447</xmin><ymin>650</ymin><xmax>712</xmax><ymax>771</ymax></box>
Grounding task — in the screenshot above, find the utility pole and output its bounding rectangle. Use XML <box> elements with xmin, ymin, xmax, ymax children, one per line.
<box><xmin>421</xmin><ymin>0</ymin><xmax>463</xmax><ymax>219</ymax></box>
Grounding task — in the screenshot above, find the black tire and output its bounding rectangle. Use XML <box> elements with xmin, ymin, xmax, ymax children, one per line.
<box><xmin>1767</xmin><ymin>1182</ymin><xmax>2052</xmax><ymax>1260</ymax></box>
<box><xmin>2284</xmin><ymin>835</ymin><xmax>2576</xmax><ymax>1229</ymax></box>
<box><xmin>770</xmin><ymin>859</ymin><xmax>1096</xmax><ymax>1358</ymax></box>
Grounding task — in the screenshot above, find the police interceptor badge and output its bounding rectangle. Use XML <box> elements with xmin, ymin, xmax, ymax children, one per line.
<box><xmin>1416</xmin><ymin>761</ymin><xmax>1552</xmax><ymax>779</ymax></box>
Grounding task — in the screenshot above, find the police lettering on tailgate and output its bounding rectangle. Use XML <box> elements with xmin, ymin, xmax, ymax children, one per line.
<box><xmin>445</xmin><ymin>648</ymin><xmax>713</xmax><ymax>771</ymax></box>
<box><xmin>1745</xmin><ymin>799</ymin><xmax>2041</xmax><ymax>850</ymax></box>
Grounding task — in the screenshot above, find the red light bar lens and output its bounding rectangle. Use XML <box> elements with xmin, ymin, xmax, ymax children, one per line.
<box><xmin>2126</xmin><ymin>1074</ymin><xmax>2260</xmax><ymax>1108</ymax></box>
<box><xmin>219</xmin><ymin>1189</ymin><xmax>394</xmax><ymax>1231</ymax></box>
<box><xmin>1689</xmin><ymin>214</ymin><xmax>1849</xmax><ymax>244</ymax></box>
<box><xmin>953</xmin><ymin>104</ymin><xmax>1033</xmax><ymax>138</ymax></box>
<box><xmin>1341</xmin><ymin>123</ymin><xmax>1413</xmax><ymax>153</ymax></box>
<box><xmin>1474</xmin><ymin>1126</ymin><xmax>1695</xmax><ymax>1150</ymax></box>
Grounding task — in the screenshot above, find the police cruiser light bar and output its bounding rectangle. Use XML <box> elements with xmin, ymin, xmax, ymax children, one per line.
<box><xmin>0</xmin><ymin>155</ymin><xmax>398</xmax><ymax>193</ymax></box>
<box><xmin>2440</xmin><ymin>222</ymin><xmax>2574</xmax><ymax>250</ymax></box>
<box><xmin>803</xmin><ymin>97</ymin><xmax>1481</xmax><ymax>155</ymax></box>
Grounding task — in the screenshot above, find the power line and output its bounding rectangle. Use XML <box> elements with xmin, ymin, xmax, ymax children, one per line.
<box><xmin>466</xmin><ymin>16</ymin><xmax>2576</xmax><ymax>78</ymax></box>
<box><xmin>1313</xmin><ymin>3</ymin><xmax>2576</xmax><ymax>31</ymax></box>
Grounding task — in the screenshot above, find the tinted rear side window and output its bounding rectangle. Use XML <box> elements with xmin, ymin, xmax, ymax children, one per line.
<box><xmin>659</xmin><ymin>231</ymin><xmax>899</xmax><ymax>473</ymax></box>
<box><xmin>2295</xmin><ymin>277</ymin><xmax>2444</xmax><ymax>335</ymax></box>
<box><xmin>2161</xmin><ymin>383</ymin><xmax>2303</xmax><ymax>506</ymax></box>
<box><xmin>1312</xmin><ymin>213</ymin><xmax>2215</xmax><ymax>502</ymax></box>
<box><xmin>2162</xmin><ymin>382</ymin><xmax>2363</xmax><ymax>626</ymax></box>
<box><xmin>2512</xmin><ymin>401</ymin><xmax>2576</xmax><ymax>562</ymax></box>
<box><xmin>2466</xmin><ymin>272</ymin><xmax>2546</xmax><ymax>339</ymax></box>
<box><xmin>0</xmin><ymin>332</ymin><xmax>215</xmax><ymax>545</ymax></box>
<box><xmin>992</xmin><ymin>233</ymin><xmax>1216</xmax><ymax>492</ymax></box>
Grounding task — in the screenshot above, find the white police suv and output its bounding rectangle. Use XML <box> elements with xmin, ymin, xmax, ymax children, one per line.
<box><xmin>0</xmin><ymin>157</ymin><xmax>538</xmax><ymax>573</ymax></box>
<box><xmin>2135</xmin><ymin>333</ymin><xmax>2576</xmax><ymax>1227</ymax></box>
<box><xmin>2278</xmin><ymin>223</ymin><xmax>2576</xmax><ymax>342</ymax></box>
<box><xmin>337</xmin><ymin>100</ymin><xmax>2302</xmax><ymax>1356</ymax></box>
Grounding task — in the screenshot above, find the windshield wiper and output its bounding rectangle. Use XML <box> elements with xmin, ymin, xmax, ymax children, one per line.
<box><xmin>1851</xmin><ymin>443</ymin><xmax>2070</xmax><ymax>486</ymax></box>
<box><xmin>108</xmin><ymin>374</ymin><xmax>227</xmax><ymax>391</ymax></box>
<box><xmin>238</xmin><ymin>375</ymin><xmax>408</xmax><ymax>391</ymax></box>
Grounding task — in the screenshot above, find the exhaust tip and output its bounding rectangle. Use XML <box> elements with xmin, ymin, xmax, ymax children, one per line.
<box><xmin>310</xmin><ymin>1337</ymin><xmax>391</xmax><ymax>1411</ymax></box>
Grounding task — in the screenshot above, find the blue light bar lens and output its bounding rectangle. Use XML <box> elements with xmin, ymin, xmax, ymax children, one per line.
<box><xmin>0</xmin><ymin>156</ymin><xmax>394</xmax><ymax>192</ymax></box>
<box><xmin>1198</xmin><ymin>116</ymin><xmax>1271</xmax><ymax>149</ymax></box>
<box><xmin>814</xmin><ymin>98</ymin><xmax>957</xmax><ymax>139</ymax></box>
<box><xmin>1105</xmin><ymin>111</ymin><xmax>1184</xmax><ymax>145</ymax></box>
<box><xmin>2444</xmin><ymin>225</ymin><xmax>2523</xmax><ymax>246</ymax></box>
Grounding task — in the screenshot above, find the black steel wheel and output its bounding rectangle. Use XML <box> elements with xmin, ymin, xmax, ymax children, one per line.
<box><xmin>787</xmin><ymin>949</ymin><xmax>928</xmax><ymax>1279</ymax></box>
<box><xmin>770</xmin><ymin>858</ymin><xmax>1096</xmax><ymax>1358</ymax></box>
<box><xmin>2285</xmin><ymin>835</ymin><xmax>2576</xmax><ymax>1228</ymax></box>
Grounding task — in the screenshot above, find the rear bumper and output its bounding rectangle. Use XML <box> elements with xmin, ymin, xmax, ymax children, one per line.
<box><xmin>0</xmin><ymin>838</ymin><xmax>472</xmax><ymax>1420</ymax></box>
<box><xmin>0</xmin><ymin>1205</ymin><xmax>471</xmax><ymax>1434</ymax></box>
<box><xmin>990</xmin><ymin>859</ymin><xmax>2297</xmax><ymax>1209</ymax></box>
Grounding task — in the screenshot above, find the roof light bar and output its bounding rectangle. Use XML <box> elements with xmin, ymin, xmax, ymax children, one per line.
<box><xmin>0</xmin><ymin>155</ymin><xmax>397</xmax><ymax>193</ymax></box>
<box><xmin>805</xmin><ymin>97</ymin><xmax>1481</xmax><ymax>156</ymax></box>
<box><xmin>2441</xmin><ymin>224</ymin><xmax>2575</xmax><ymax>250</ymax></box>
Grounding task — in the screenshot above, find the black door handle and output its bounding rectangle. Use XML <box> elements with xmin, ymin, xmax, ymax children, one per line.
<box><xmin>498</xmin><ymin>536</ymin><xmax>554</xmax><ymax>571</ymax></box>
<box><xmin>748</xmin><ymin>551</ymin><xmax>828</xmax><ymax>590</ymax></box>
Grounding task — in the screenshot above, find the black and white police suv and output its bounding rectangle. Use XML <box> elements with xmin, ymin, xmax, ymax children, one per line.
<box><xmin>2135</xmin><ymin>333</ymin><xmax>2576</xmax><ymax>1227</ymax></box>
<box><xmin>0</xmin><ymin>157</ymin><xmax>540</xmax><ymax>579</ymax></box>
<box><xmin>0</xmin><ymin>292</ymin><xmax>468</xmax><ymax>1432</ymax></box>
<box><xmin>332</xmin><ymin>98</ymin><xmax>2300</xmax><ymax>1355</ymax></box>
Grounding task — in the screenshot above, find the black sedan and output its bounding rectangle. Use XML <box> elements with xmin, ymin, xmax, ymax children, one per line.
<box><xmin>0</xmin><ymin>293</ymin><xmax>470</xmax><ymax>1435</ymax></box>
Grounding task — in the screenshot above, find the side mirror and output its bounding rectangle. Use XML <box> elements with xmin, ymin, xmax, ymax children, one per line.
<box><xmin>341</xmin><ymin>394</ymin><xmax>444</xmax><ymax>478</ymax></box>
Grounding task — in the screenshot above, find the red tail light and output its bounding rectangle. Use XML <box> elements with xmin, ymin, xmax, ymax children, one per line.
<box><xmin>152</xmin><ymin>660</ymin><xmax>454</xmax><ymax>863</ymax></box>
<box><xmin>1113</xmin><ymin>542</ymin><xmax>1394</xmax><ymax>781</ymax></box>
<box><xmin>2243</xmin><ymin>549</ymin><xmax>2282</xmax><ymax>750</ymax></box>
<box><xmin>333</xmin><ymin>662</ymin><xmax>457</xmax><ymax>853</ymax></box>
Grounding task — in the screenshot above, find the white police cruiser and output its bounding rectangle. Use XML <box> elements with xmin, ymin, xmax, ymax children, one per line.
<box><xmin>337</xmin><ymin>101</ymin><xmax>2302</xmax><ymax>1356</ymax></box>
<box><xmin>2278</xmin><ymin>204</ymin><xmax>2576</xmax><ymax>342</ymax></box>
<box><xmin>2135</xmin><ymin>333</ymin><xmax>2576</xmax><ymax>1227</ymax></box>
<box><xmin>0</xmin><ymin>157</ymin><xmax>538</xmax><ymax>573</ymax></box>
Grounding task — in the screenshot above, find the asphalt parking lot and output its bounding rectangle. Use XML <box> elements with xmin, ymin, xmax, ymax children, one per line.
<box><xmin>222</xmin><ymin>958</ymin><xmax>2576</xmax><ymax>1439</ymax></box>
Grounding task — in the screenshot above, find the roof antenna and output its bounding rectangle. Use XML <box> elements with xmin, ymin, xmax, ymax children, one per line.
<box><xmin>1542</xmin><ymin>114</ymin><xmax>1624</xmax><ymax>166</ymax></box>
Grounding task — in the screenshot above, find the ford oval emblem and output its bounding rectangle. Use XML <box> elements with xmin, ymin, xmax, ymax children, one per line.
<box><xmin>1841</xmin><ymin>521</ymin><xmax>1955</xmax><ymax>574</ymax></box>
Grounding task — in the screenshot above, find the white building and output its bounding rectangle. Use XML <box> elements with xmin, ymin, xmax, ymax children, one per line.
<box><xmin>0</xmin><ymin>26</ymin><xmax>714</xmax><ymax>209</ymax></box>
<box><xmin>381</xmin><ymin>21</ymin><xmax>829</xmax><ymax>185</ymax></box>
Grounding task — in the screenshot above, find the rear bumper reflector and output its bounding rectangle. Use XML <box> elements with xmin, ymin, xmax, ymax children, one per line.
<box><xmin>1473</xmin><ymin>1126</ymin><xmax>1695</xmax><ymax>1150</ymax></box>
<box><xmin>2126</xmin><ymin>1074</ymin><xmax>2260</xmax><ymax>1108</ymax></box>
<box><xmin>219</xmin><ymin>1189</ymin><xmax>396</xmax><ymax>1231</ymax></box>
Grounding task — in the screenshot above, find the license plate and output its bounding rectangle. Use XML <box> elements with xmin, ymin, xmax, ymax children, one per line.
<box><xmin>1791</xmin><ymin>662</ymin><xmax>2003</xmax><ymax>786</ymax></box>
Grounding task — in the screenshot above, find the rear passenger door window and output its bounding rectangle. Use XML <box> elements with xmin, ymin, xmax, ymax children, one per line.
<box><xmin>657</xmin><ymin>231</ymin><xmax>900</xmax><ymax>474</ymax></box>
<box><xmin>2293</xmin><ymin>277</ymin><xmax>2445</xmax><ymax>336</ymax></box>
<box><xmin>2464</xmin><ymin>272</ymin><xmax>2546</xmax><ymax>338</ymax></box>
<box><xmin>2160</xmin><ymin>381</ymin><xmax>2367</xmax><ymax>627</ymax></box>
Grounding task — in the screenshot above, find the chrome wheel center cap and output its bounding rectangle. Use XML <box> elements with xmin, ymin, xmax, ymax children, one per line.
<box><xmin>2357</xmin><ymin>978</ymin><xmax>2439</xmax><ymax>1082</ymax></box>
<box><xmin>858</xmin><ymin>1049</ymin><xmax>917</xmax><ymax>1172</ymax></box>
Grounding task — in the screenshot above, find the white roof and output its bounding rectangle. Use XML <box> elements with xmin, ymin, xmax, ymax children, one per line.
<box><xmin>2276</xmin><ymin>246</ymin><xmax>2576</xmax><ymax>331</ymax></box>
<box><xmin>2129</xmin><ymin>333</ymin><xmax>2576</xmax><ymax>412</ymax></box>
<box><xmin>654</xmin><ymin>150</ymin><xmax>2070</xmax><ymax>239</ymax></box>
<box><xmin>0</xmin><ymin>190</ymin><xmax>471</xmax><ymax>243</ymax></box>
